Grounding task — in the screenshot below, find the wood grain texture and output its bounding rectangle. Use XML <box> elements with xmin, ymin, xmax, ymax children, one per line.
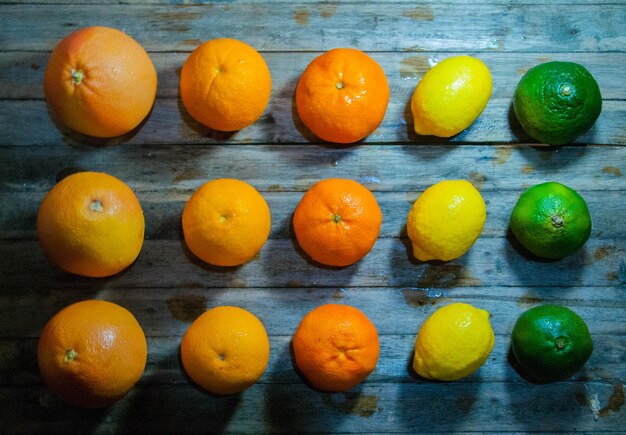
<box><xmin>0</xmin><ymin>0</ymin><xmax>625</xmax><ymax>433</ymax></box>
<box><xmin>1</xmin><ymin>145</ymin><xmax>624</xmax><ymax>193</ymax></box>
<box><xmin>2</xmin><ymin>287</ymin><xmax>626</xmax><ymax>338</ymax></box>
<box><xmin>1</xmin><ymin>238</ymin><xmax>623</xmax><ymax>291</ymax></box>
<box><xmin>2</xmin><ymin>98</ymin><xmax>624</xmax><ymax>146</ymax></box>
<box><xmin>1</xmin><ymin>382</ymin><xmax>625</xmax><ymax>434</ymax></box>
<box><xmin>1</xmin><ymin>3</ymin><xmax>626</xmax><ymax>52</ymax></box>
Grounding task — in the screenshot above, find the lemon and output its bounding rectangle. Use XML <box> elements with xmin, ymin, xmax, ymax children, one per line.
<box><xmin>406</xmin><ymin>180</ymin><xmax>486</xmax><ymax>261</ymax></box>
<box><xmin>413</xmin><ymin>303</ymin><xmax>495</xmax><ymax>381</ymax></box>
<box><xmin>411</xmin><ymin>55</ymin><xmax>492</xmax><ymax>137</ymax></box>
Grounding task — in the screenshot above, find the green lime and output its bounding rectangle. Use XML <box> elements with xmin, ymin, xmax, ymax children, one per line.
<box><xmin>513</xmin><ymin>61</ymin><xmax>602</xmax><ymax>145</ymax></box>
<box><xmin>510</xmin><ymin>182</ymin><xmax>591</xmax><ymax>260</ymax></box>
<box><xmin>511</xmin><ymin>304</ymin><xmax>592</xmax><ymax>382</ymax></box>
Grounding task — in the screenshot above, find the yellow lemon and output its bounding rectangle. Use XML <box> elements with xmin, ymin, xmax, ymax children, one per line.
<box><xmin>406</xmin><ymin>180</ymin><xmax>486</xmax><ymax>261</ymax></box>
<box><xmin>413</xmin><ymin>303</ymin><xmax>495</xmax><ymax>381</ymax></box>
<box><xmin>411</xmin><ymin>55</ymin><xmax>492</xmax><ymax>137</ymax></box>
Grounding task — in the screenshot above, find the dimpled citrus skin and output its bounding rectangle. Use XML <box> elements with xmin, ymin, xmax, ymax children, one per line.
<box><xmin>44</xmin><ymin>26</ymin><xmax>157</xmax><ymax>138</ymax></box>
<box><xmin>513</xmin><ymin>61</ymin><xmax>602</xmax><ymax>145</ymax></box>
<box><xmin>293</xmin><ymin>304</ymin><xmax>380</xmax><ymax>392</ymax></box>
<box><xmin>406</xmin><ymin>180</ymin><xmax>486</xmax><ymax>261</ymax></box>
<box><xmin>181</xmin><ymin>306</ymin><xmax>270</xmax><ymax>395</ymax></box>
<box><xmin>37</xmin><ymin>172</ymin><xmax>145</xmax><ymax>278</ymax></box>
<box><xmin>296</xmin><ymin>48</ymin><xmax>390</xmax><ymax>143</ymax></box>
<box><xmin>180</xmin><ymin>38</ymin><xmax>271</xmax><ymax>131</ymax></box>
<box><xmin>411</xmin><ymin>55</ymin><xmax>492</xmax><ymax>137</ymax></box>
<box><xmin>182</xmin><ymin>179</ymin><xmax>271</xmax><ymax>267</ymax></box>
<box><xmin>511</xmin><ymin>304</ymin><xmax>593</xmax><ymax>382</ymax></box>
<box><xmin>413</xmin><ymin>303</ymin><xmax>495</xmax><ymax>381</ymax></box>
<box><xmin>293</xmin><ymin>178</ymin><xmax>382</xmax><ymax>267</ymax></box>
<box><xmin>37</xmin><ymin>300</ymin><xmax>148</xmax><ymax>408</ymax></box>
<box><xmin>510</xmin><ymin>182</ymin><xmax>592</xmax><ymax>260</ymax></box>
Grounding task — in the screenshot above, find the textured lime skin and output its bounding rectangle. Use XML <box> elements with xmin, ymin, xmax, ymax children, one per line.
<box><xmin>510</xmin><ymin>182</ymin><xmax>591</xmax><ymax>260</ymax></box>
<box><xmin>511</xmin><ymin>305</ymin><xmax>592</xmax><ymax>383</ymax></box>
<box><xmin>513</xmin><ymin>61</ymin><xmax>602</xmax><ymax>145</ymax></box>
<box><xmin>413</xmin><ymin>302</ymin><xmax>495</xmax><ymax>381</ymax></box>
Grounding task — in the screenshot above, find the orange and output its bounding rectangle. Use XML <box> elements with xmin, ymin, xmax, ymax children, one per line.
<box><xmin>293</xmin><ymin>304</ymin><xmax>379</xmax><ymax>392</ymax></box>
<box><xmin>293</xmin><ymin>178</ymin><xmax>382</xmax><ymax>267</ymax></box>
<box><xmin>37</xmin><ymin>300</ymin><xmax>147</xmax><ymax>408</ymax></box>
<box><xmin>44</xmin><ymin>26</ymin><xmax>157</xmax><ymax>138</ymax></box>
<box><xmin>296</xmin><ymin>48</ymin><xmax>390</xmax><ymax>143</ymax></box>
<box><xmin>182</xmin><ymin>178</ymin><xmax>271</xmax><ymax>267</ymax></box>
<box><xmin>37</xmin><ymin>171</ymin><xmax>145</xmax><ymax>278</ymax></box>
<box><xmin>181</xmin><ymin>306</ymin><xmax>270</xmax><ymax>395</ymax></box>
<box><xmin>180</xmin><ymin>38</ymin><xmax>272</xmax><ymax>131</ymax></box>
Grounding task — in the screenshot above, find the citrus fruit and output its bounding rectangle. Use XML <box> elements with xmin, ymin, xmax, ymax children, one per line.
<box><xmin>37</xmin><ymin>171</ymin><xmax>145</xmax><ymax>277</ymax></box>
<box><xmin>296</xmin><ymin>48</ymin><xmax>390</xmax><ymax>143</ymax></box>
<box><xmin>413</xmin><ymin>302</ymin><xmax>494</xmax><ymax>381</ymax></box>
<box><xmin>511</xmin><ymin>304</ymin><xmax>593</xmax><ymax>382</ymax></box>
<box><xmin>37</xmin><ymin>300</ymin><xmax>147</xmax><ymax>408</ymax></box>
<box><xmin>510</xmin><ymin>182</ymin><xmax>591</xmax><ymax>259</ymax></box>
<box><xmin>410</xmin><ymin>55</ymin><xmax>492</xmax><ymax>137</ymax></box>
<box><xmin>406</xmin><ymin>180</ymin><xmax>486</xmax><ymax>261</ymax></box>
<box><xmin>293</xmin><ymin>178</ymin><xmax>382</xmax><ymax>267</ymax></box>
<box><xmin>181</xmin><ymin>306</ymin><xmax>270</xmax><ymax>395</ymax></box>
<box><xmin>293</xmin><ymin>304</ymin><xmax>379</xmax><ymax>392</ymax></box>
<box><xmin>180</xmin><ymin>38</ymin><xmax>271</xmax><ymax>131</ymax></box>
<box><xmin>182</xmin><ymin>178</ymin><xmax>271</xmax><ymax>267</ymax></box>
<box><xmin>513</xmin><ymin>61</ymin><xmax>602</xmax><ymax>145</ymax></box>
<box><xmin>44</xmin><ymin>26</ymin><xmax>157</xmax><ymax>138</ymax></box>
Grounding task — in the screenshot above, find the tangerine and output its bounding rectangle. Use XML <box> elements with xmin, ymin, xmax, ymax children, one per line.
<box><xmin>293</xmin><ymin>304</ymin><xmax>379</xmax><ymax>392</ymax></box>
<box><xmin>293</xmin><ymin>178</ymin><xmax>382</xmax><ymax>267</ymax></box>
<box><xmin>181</xmin><ymin>306</ymin><xmax>270</xmax><ymax>395</ymax></box>
<box><xmin>180</xmin><ymin>38</ymin><xmax>272</xmax><ymax>131</ymax></box>
<box><xmin>182</xmin><ymin>178</ymin><xmax>271</xmax><ymax>266</ymax></box>
<box><xmin>296</xmin><ymin>48</ymin><xmax>389</xmax><ymax>143</ymax></box>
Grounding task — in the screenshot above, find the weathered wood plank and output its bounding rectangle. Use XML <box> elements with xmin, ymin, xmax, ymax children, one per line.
<box><xmin>1</xmin><ymin>4</ymin><xmax>625</xmax><ymax>53</ymax></box>
<box><xmin>0</xmin><ymin>238</ymin><xmax>622</xmax><ymax>291</ymax></box>
<box><xmin>5</xmin><ymin>0</ymin><xmax>625</xmax><ymax>5</ymax></box>
<box><xmin>1</xmin><ymin>145</ymin><xmax>624</xmax><ymax>193</ymax></box>
<box><xmin>2</xmin><ymin>98</ymin><xmax>624</xmax><ymax>146</ymax></box>
<box><xmin>1</xmin><ymin>286</ymin><xmax>626</xmax><ymax>338</ymax></box>
<box><xmin>2</xmin><ymin>190</ymin><xmax>624</xmax><ymax>241</ymax></box>
<box><xmin>1</xmin><ymin>382</ymin><xmax>624</xmax><ymax>434</ymax></box>
<box><xmin>3</xmin><ymin>52</ymin><xmax>626</xmax><ymax>100</ymax></box>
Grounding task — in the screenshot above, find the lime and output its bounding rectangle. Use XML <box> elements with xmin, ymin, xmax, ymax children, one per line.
<box><xmin>413</xmin><ymin>302</ymin><xmax>495</xmax><ymax>381</ymax></box>
<box><xmin>513</xmin><ymin>61</ymin><xmax>602</xmax><ymax>145</ymax></box>
<box><xmin>511</xmin><ymin>305</ymin><xmax>592</xmax><ymax>382</ymax></box>
<box><xmin>411</xmin><ymin>55</ymin><xmax>492</xmax><ymax>137</ymax></box>
<box><xmin>510</xmin><ymin>182</ymin><xmax>591</xmax><ymax>260</ymax></box>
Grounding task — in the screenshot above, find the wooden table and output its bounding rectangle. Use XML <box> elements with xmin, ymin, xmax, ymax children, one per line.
<box><xmin>1</xmin><ymin>1</ymin><xmax>625</xmax><ymax>433</ymax></box>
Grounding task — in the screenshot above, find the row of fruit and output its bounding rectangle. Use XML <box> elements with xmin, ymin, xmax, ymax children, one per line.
<box><xmin>44</xmin><ymin>26</ymin><xmax>602</xmax><ymax>146</ymax></box>
<box><xmin>39</xmin><ymin>298</ymin><xmax>593</xmax><ymax>408</ymax></box>
<box><xmin>38</xmin><ymin>171</ymin><xmax>592</xmax><ymax>277</ymax></box>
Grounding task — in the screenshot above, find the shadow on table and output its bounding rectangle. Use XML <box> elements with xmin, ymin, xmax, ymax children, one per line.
<box><xmin>504</xmin><ymin>226</ymin><xmax>585</xmax><ymax>289</ymax></box>
<box><xmin>396</xmin><ymin>351</ymin><xmax>483</xmax><ymax>432</ymax></box>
